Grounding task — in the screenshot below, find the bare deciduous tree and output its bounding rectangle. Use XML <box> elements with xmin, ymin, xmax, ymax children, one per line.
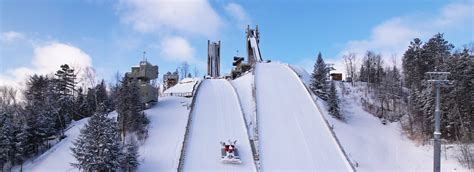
<box><xmin>343</xmin><ymin>52</ymin><xmax>356</xmax><ymax>86</ymax></box>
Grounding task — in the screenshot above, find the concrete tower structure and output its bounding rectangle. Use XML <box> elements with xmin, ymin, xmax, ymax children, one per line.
<box><xmin>207</xmin><ymin>40</ymin><xmax>221</xmax><ymax>78</ymax></box>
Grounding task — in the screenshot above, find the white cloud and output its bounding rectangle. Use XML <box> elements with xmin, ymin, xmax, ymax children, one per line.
<box><xmin>336</xmin><ymin>1</ymin><xmax>473</xmax><ymax>77</ymax></box>
<box><xmin>1</xmin><ymin>31</ymin><xmax>26</xmax><ymax>43</ymax></box>
<box><xmin>435</xmin><ymin>2</ymin><xmax>473</xmax><ymax>27</ymax></box>
<box><xmin>117</xmin><ymin>0</ymin><xmax>223</xmax><ymax>37</ymax></box>
<box><xmin>159</xmin><ymin>36</ymin><xmax>195</xmax><ymax>62</ymax></box>
<box><xmin>224</xmin><ymin>3</ymin><xmax>251</xmax><ymax>29</ymax></box>
<box><xmin>0</xmin><ymin>42</ymin><xmax>93</xmax><ymax>91</ymax></box>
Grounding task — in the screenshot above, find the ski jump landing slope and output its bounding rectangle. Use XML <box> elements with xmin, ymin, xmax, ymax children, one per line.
<box><xmin>182</xmin><ymin>79</ymin><xmax>256</xmax><ymax>172</ymax></box>
<box><xmin>255</xmin><ymin>63</ymin><xmax>352</xmax><ymax>171</ymax></box>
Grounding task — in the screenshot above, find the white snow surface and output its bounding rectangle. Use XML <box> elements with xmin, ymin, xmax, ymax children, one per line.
<box><xmin>230</xmin><ymin>72</ymin><xmax>257</xmax><ymax>140</ymax></box>
<box><xmin>138</xmin><ymin>96</ymin><xmax>191</xmax><ymax>171</ymax></box>
<box><xmin>19</xmin><ymin>112</ymin><xmax>119</xmax><ymax>172</ymax></box>
<box><xmin>20</xmin><ymin>118</ymin><xmax>91</xmax><ymax>172</ymax></box>
<box><xmin>164</xmin><ymin>77</ymin><xmax>200</xmax><ymax>94</ymax></box>
<box><xmin>182</xmin><ymin>79</ymin><xmax>256</xmax><ymax>171</ymax></box>
<box><xmin>255</xmin><ymin>63</ymin><xmax>352</xmax><ymax>171</ymax></box>
<box><xmin>292</xmin><ymin>66</ymin><xmax>468</xmax><ymax>171</ymax></box>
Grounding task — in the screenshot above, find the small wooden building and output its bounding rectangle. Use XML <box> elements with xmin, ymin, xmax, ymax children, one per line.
<box><xmin>330</xmin><ymin>73</ymin><xmax>343</xmax><ymax>81</ymax></box>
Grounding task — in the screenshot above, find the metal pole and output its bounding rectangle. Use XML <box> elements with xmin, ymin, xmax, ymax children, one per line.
<box><xmin>433</xmin><ymin>81</ymin><xmax>441</xmax><ymax>172</ymax></box>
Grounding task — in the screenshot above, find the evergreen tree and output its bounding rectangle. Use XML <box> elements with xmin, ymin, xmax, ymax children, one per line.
<box><xmin>0</xmin><ymin>113</ymin><xmax>14</xmax><ymax>170</ymax></box>
<box><xmin>310</xmin><ymin>52</ymin><xmax>328</xmax><ymax>100</ymax></box>
<box><xmin>23</xmin><ymin>75</ymin><xmax>55</xmax><ymax>154</ymax></box>
<box><xmin>74</xmin><ymin>88</ymin><xmax>86</xmax><ymax>120</ymax></box>
<box><xmin>54</xmin><ymin>64</ymin><xmax>77</xmax><ymax>97</ymax></box>
<box><xmin>71</xmin><ymin>104</ymin><xmax>122</xmax><ymax>171</ymax></box>
<box><xmin>14</xmin><ymin>126</ymin><xmax>31</xmax><ymax>172</ymax></box>
<box><xmin>95</xmin><ymin>80</ymin><xmax>110</xmax><ymax>111</ymax></box>
<box><xmin>328</xmin><ymin>81</ymin><xmax>342</xmax><ymax>120</ymax></box>
<box><xmin>117</xmin><ymin>77</ymin><xmax>143</xmax><ymax>140</ymax></box>
<box><xmin>403</xmin><ymin>38</ymin><xmax>424</xmax><ymax>89</ymax></box>
<box><xmin>122</xmin><ymin>141</ymin><xmax>139</xmax><ymax>172</ymax></box>
<box><xmin>85</xmin><ymin>88</ymin><xmax>97</xmax><ymax>117</ymax></box>
<box><xmin>441</xmin><ymin>48</ymin><xmax>473</xmax><ymax>141</ymax></box>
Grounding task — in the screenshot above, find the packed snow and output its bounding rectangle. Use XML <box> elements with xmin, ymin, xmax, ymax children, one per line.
<box><xmin>230</xmin><ymin>72</ymin><xmax>257</xmax><ymax>140</ymax></box>
<box><xmin>164</xmin><ymin>78</ymin><xmax>200</xmax><ymax>95</ymax></box>
<box><xmin>182</xmin><ymin>79</ymin><xmax>257</xmax><ymax>171</ymax></box>
<box><xmin>18</xmin><ymin>112</ymin><xmax>120</xmax><ymax>172</ymax></box>
<box><xmin>138</xmin><ymin>96</ymin><xmax>191</xmax><ymax>171</ymax></box>
<box><xmin>19</xmin><ymin>118</ymin><xmax>89</xmax><ymax>172</ymax></box>
<box><xmin>293</xmin><ymin>66</ymin><xmax>469</xmax><ymax>171</ymax></box>
<box><xmin>255</xmin><ymin>63</ymin><xmax>352</xmax><ymax>171</ymax></box>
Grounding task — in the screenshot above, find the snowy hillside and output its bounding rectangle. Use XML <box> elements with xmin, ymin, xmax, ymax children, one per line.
<box><xmin>138</xmin><ymin>96</ymin><xmax>191</xmax><ymax>171</ymax></box>
<box><xmin>293</xmin><ymin>66</ymin><xmax>469</xmax><ymax>171</ymax></box>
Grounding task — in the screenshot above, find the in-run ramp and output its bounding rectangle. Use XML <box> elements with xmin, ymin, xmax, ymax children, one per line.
<box><xmin>255</xmin><ymin>63</ymin><xmax>353</xmax><ymax>171</ymax></box>
<box><xmin>182</xmin><ymin>79</ymin><xmax>256</xmax><ymax>171</ymax></box>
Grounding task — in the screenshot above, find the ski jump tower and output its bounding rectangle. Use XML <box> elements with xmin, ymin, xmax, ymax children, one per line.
<box><xmin>246</xmin><ymin>25</ymin><xmax>263</xmax><ymax>66</ymax></box>
<box><xmin>125</xmin><ymin>59</ymin><xmax>159</xmax><ymax>105</ymax></box>
<box><xmin>207</xmin><ymin>40</ymin><xmax>221</xmax><ymax>78</ymax></box>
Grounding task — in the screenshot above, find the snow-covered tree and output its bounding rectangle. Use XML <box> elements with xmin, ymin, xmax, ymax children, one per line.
<box><xmin>54</xmin><ymin>64</ymin><xmax>77</xmax><ymax>97</ymax></box>
<box><xmin>117</xmin><ymin>76</ymin><xmax>144</xmax><ymax>140</ymax></box>
<box><xmin>327</xmin><ymin>81</ymin><xmax>342</xmax><ymax>120</ymax></box>
<box><xmin>14</xmin><ymin>126</ymin><xmax>31</xmax><ymax>172</ymax></box>
<box><xmin>0</xmin><ymin>113</ymin><xmax>14</xmax><ymax>170</ymax></box>
<box><xmin>310</xmin><ymin>52</ymin><xmax>328</xmax><ymax>100</ymax></box>
<box><xmin>403</xmin><ymin>38</ymin><xmax>424</xmax><ymax>89</ymax></box>
<box><xmin>71</xmin><ymin>104</ymin><xmax>122</xmax><ymax>171</ymax></box>
<box><xmin>121</xmin><ymin>141</ymin><xmax>139</xmax><ymax>172</ymax></box>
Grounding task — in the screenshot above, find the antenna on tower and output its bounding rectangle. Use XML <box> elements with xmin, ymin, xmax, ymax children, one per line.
<box><xmin>143</xmin><ymin>51</ymin><xmax>147</xmax><ymax>62</ymax></box>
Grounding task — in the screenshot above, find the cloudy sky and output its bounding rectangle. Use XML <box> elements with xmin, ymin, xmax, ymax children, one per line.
<box><xmin>1</xmin><ymin>0</ymin><xmax>473</xmax><ymax>89</ymax></box>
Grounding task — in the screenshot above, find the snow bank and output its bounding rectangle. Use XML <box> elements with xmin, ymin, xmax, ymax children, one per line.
<box><xmin>138</xmin><ymin>96</ymin><xmax>191</xmax><ymax>171</ymax></box>
<box><xmin>21</xmin><ymin>118</ymin><xmax>89</xmax><ymax>172</ymax></box>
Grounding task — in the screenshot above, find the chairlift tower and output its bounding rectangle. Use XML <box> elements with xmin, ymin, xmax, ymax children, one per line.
<box><xmin>426</xmin><ymin>72</ymin><xmax>450</xmax><ymax>172</ymax></box>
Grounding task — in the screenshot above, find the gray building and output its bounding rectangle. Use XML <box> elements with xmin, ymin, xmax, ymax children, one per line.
<box><xmin>125</xmin><ymin>60</ymin><xmax>159</xmax><ymax>104</ymax></box>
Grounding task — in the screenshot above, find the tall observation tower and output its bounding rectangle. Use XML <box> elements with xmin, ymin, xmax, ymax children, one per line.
<box><xmin>125</xmin><ymin>56</ymin><xmax>159</xmax><ymax>105</ymax></box>
<box><xmin>207</xmin><ymin>40</ymin><xmax>221</xmax><ymax>78</ymax></box>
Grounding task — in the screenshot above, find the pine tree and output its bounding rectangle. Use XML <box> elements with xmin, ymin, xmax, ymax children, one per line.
<box><xmin>23</xmin><ymin>75</ymin><xmax>55</xmax><ymax>154</ymax></box>
<box><xmin>71</xmin><ymin>104</ymin><xmax>122</xmax><ymax>171</ymax></box>
<box><xmin>14</xmin><ymin>126</ymin><xmax>31</xmax><ymax>172</ymax></box>
<box><xmin>328</xmin><ymin>81</ymin><xmax>342</xmax><ymax>120</ymax></box>
<box><xmin>310</xmin><ymin>52</ymin><xmax>328</xmax><ymax>100</ymax></box>
<box><xmin>95</xmin><ymin>80</ymin><xmax>110</xmax><ymax>111</ymax></box>
<box><xmin>117</xmin><ymin>77</ymin><xmax>143</xmax><ymax>140</ymax></box>
<box><xmin>85</xmin><ymin>88</ymin><xmax>97</xmax><ymax>117</ymax></box>
<box><xmin>74</xmin><ymin>88</ymin><xmax>86</xmax><ymax>120</ymax></box>
<box><xmin>402</xmin><ymin>38</ymin><xmax>424</xmax><ymax>89</ymax></box>
<box><xmin>54</xmin><ymin>64</ymin><xmax>77</xmax><ymax>97</ymax></box>
<box><xmin>122</xmin><ymin>141</ymin><xmax>139</xmax><ymax>172</ymax></box>
<box><xmin>0</xmin><ymin>113</ymin><xmax>14</xmax><ymax>170</ymax></box>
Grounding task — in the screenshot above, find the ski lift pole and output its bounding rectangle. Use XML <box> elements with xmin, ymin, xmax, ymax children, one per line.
<box><xmin>426</xmin><ymin>72</ymin><xmax>449</xmax><ymax>172</ymax></box>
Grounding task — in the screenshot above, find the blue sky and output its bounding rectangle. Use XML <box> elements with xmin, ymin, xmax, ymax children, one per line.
<box><xmin>1</xmin><ymin>0</ymin><xmax>473</xmax><ymax>88</ymax></box>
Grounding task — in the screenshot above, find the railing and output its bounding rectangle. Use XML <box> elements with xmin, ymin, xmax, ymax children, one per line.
<box><xmin>162</xmin><ymin>92</ymin><xmax>193</xmax><ymax>97</ymax></box>
<box><xmin>177</xmin><ymin>80</ymin><xmax>203</xmax><ymax>172</ymax></box>
<box><xmin>250</xmin><ymin>68</ymin><xmax>261</xmax><ymax>171</ymax></box>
